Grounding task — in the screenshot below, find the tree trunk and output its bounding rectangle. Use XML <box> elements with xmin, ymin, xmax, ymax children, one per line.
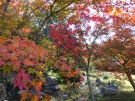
<box><xmin>0</xmin><ymin>83</ymin><xmax>6</xmax><ymax>101</ymax></box>
<box><xmin>4</xmin><ymin>0</ymin><xmax>10</xmax><ymax>12</ymax></box>
<box><xmin>85</xmin><ymin>67</ymin><xmax>95</xmax><ymax>101</ymax></box>
<box><xmin>125</xmin><ymin>72</ymin><xmax>135</xmax><ymax>92</ymax></box>
<box><xmin>0</xmin><ymin>71</ymin><xmax>7</xmax><ymax>101</ymax></box>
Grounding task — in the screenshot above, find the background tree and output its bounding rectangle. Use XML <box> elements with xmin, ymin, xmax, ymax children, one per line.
<box><xmin>93</xmin><ymin>0</ymin><xmax>135</xmax><ymax>92</ymax></box>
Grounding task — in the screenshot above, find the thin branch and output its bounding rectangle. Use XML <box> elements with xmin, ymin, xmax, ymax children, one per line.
<box><xmin>23</xmin><ymin>0</ymin><xmax>30</xmax><ymax>18</ymax></box>
<box><xmin>50</xmin><ymin>0</ymin><xmax>57</xmax><ymax>13</ymax></box>
<box><xmin>14</xmin><ymin>0</ymin><xmax>49</xmax><ymax>32</ymax></box>
<box><xmin>108</xmin><ymin>50</ymin><xmax>130</xmax><ymax>69</ymax></box>
<box><xmin>84</xmin><ymin>40</ymin><xmax>91</xmax><ymax>54</ymax></box>
<box><xmin>36</xmin><ymin>0</ymin><xmax>74</xmax><ymax>36</ymax></box>
<box><xmin>55</xmin><ymin>0</ymin><xmax>74</xmax><ymax>13</ymax></box>
<box><xmin>83</xmin><ymin>24</ymin><xmax>102</xmax><ymax>55</ymax></box>
<box><xmin>4</xmin><ymin>0</ymin><xmax>10</xmax><ymax>12</ymax></box>
<box><xmin>27</xmin><ymin>0</ymin><xmax>49</xmax><ymax>17</ymax></box>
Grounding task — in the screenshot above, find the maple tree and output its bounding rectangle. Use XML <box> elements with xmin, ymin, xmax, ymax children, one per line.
<box><xmin>92</xmin><ymin>0</ymin><xmax>135</xmax><ymax>92</ymax></box>
<box><xmin>0</xmin><ymin>36</ymin><xmax>48</xmax><ymax>100</ymax></box>
<box><xmin>49</xmin><ymin>4</ymin><xmax>110</xmax><ymax>100</ymax></box>
<box><xmin>95</xmin><ymin>32</ymin><xmax>135</xmax><ymax>91</ymax></box>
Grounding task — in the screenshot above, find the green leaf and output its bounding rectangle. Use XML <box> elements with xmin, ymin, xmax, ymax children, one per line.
<box><xmin>27</xmin><ymin>68</ymin><xmax>36</xmax><ymax>74</ymax></box>
<box><xmin>74</xmin><ymin>0</ymin><xmax>78</xmax><ymax>3</ymax></box>
<box><xmin>2</xmin><ymin>65</ymin><xmax>12</xmax><ymax>72</ymax></box>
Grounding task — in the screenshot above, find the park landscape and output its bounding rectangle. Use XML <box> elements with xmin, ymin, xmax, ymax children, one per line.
<box><xmin>0</xmin><ymin>0</ymin><xmax>135</xmax><ymax>101</ymax></box>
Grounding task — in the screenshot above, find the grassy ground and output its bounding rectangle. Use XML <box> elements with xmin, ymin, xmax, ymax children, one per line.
<box><xmin>95</xmin><ymin>71</ymin><xmax>135</xmax><ymax>101</ymax></box>
<box><xmin>55</xmin><ymin>71</ymin><xmax>135</xmax><ymax>101</ymax></box>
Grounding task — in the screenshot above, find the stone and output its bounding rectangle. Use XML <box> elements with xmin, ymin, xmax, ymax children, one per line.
<box><xmin>100</xmin><ymin>85</ymin><xmax>118</xmax><ymax>96</ymax></box>
<box><xmin>46</xmin><ymin>76</ymin><xmax>58</xmax><ymax>85</ymax></box>
<box><xmin>43</xmin><ymin>85</ymin><xmax>60</xmax><ymax>91</ymax></box>
<box><xmin>95</xmin><ymin>78</ymin><xmax>102</xmax><ymax>87</ymax></box>
<box><xmin>18</xmin><ymin>90</ymin><xmax>25</xmax><ymax>95</ymax></box>
<box><xmin>42</xmin><ymin>76</ymin><xmax>60</xmax><ymax>95</ymax></box>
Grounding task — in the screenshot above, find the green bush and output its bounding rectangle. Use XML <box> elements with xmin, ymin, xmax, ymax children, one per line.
<box><xmin>103</xmin><ymin>75</ymin><xmax>109</xmax><ymax>80</ymax></box>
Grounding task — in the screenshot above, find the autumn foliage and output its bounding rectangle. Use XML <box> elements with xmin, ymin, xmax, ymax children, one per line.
<box><xmin>0</xmin><ymin>0</ymin><xmax>135</xmax><ymax>101</ymax></box>
<box><xmin>92</xmin><ymin>0</ymin><xmax>135</xmax><ymax>92</ymax></box>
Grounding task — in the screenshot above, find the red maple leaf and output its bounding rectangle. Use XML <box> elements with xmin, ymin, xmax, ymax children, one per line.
<box><xmin>0</xmin><ymin>45</ymin><xmax>6</xmax><ymax>52</ymax></box>
<box><xmin>19</xmin><ymin>40</ymin><xmax>26</xmax><ymax>47</ymax></box>
<box><xmin>10</xmin><ymin>60</ymin><xmax>21</xmax><ymax>71</ymax></box>
<box><xmin>14</xmin><ymin>79</ymin><xmax>27</xmax><ymax>90</ymax></box>
<box><xmin>14</xmin><ymin>69</ymin><xmax>30</xmax><ymax>90</ymax></box>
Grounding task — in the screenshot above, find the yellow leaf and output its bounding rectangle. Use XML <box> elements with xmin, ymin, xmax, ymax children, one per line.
<box><xmin>44</xmin><ymin>94</ymin><xmax>51</xmax><ymax>101</ymax></box>
<box><xmin>20</xmin><ymin>91</ymin><xmax>29</xmax><ymax>101</ymax></box>
<box><xmin>30</xmin><ymin>95</ymin><xmax>38</xmax><ymax>101</ymax></box>
<box><xmin>41</xmin><ymin>98</ymin><xmax>48</xmax><ymax>101</ymax></box>
<box><xmin>35</xmin><ymin>71</ymin><xmax>43</xmax><ymax>79</ymax></box>
<box><xmin>31</xmin><ymin>79</ymin><xmax>36</xmax><ymax>86</ymax></box>
<box><xmin>2</xmin><ymin>65</ymin><xmax>12</xmax><ymax>72</ymax></box>
<box><xmin>39</xmin><ymin>76</ymin><xmax>46</xmax><ymax>83</ymax></box>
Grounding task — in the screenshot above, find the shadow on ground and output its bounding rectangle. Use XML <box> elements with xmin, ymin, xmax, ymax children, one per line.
<box><xmin>96</xmin><ymin>91</ymin><xmax>135</xmax><ymax>101</ymax></box>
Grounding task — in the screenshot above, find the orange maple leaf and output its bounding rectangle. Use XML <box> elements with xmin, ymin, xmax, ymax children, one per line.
<box><xmin>21</xmin><ymin>27</ymin><xmax>31</xmax><ymax>33</ymax></box>
<box><xmin>24</xmin><ymin>59</ymin><xmax>34</xmax><ymax>66</ymax></box>
<box><xmin>34</xmin><ymin>81</ymin><xmax>42</xmax><ymax>92</ymax></box>
<box><xmin>45</xmin><ymin>94</ymin><xmax>51</xmax><ymax>101</ymax></box>
<box><xmin>30</xmin><ymin>95</ymin><xmax>38</xmax><ymax>101</ymax></box>
<box><xmin>20</xmin><ymin>91</ymin><xmax>29</xmax><ymax>101</ymax></box>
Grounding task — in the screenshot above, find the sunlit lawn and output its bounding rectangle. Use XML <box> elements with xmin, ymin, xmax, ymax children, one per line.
<box><xmin>94</xmin><ymin>71</ymin><xmax>135</xmax><ymax>101</ymax></box>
